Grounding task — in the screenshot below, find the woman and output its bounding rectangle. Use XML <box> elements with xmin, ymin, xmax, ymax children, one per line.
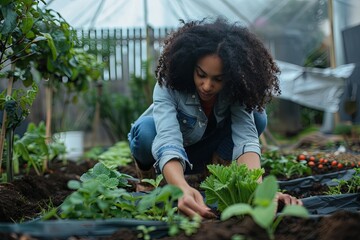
<box><xmin>128</xmin><ymin>17</ymin><xmax>301</xmax><ymax>219</ymax></box>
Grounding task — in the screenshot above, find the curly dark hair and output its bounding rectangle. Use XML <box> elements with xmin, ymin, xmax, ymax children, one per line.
<box><xmin>155</xmin><ymin>17</ymin><xmax>281</xmax><ymax>112</ymax></box>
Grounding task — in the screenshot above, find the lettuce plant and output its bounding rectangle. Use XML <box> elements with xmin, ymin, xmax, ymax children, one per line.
<box><xmin>221</xmin><ymin>175</ymin><xmax>309</xmax><ymax>239</ymax></box>
<box><xmin>200</xmin><ymin>162</ymin><xmax>264</xmax><ymax>211</ymax></box>
<box><xmin>59</xmin><ymin>162</ymin><xmax>136</xmax><ymax>219</ymax></box>
<box><xmin>43</xmin><ymin>161</ymin><xmax>201</xmax><ymax>237</ymax></box>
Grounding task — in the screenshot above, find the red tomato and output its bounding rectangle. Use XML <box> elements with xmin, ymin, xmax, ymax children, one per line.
<box><xmin>323</xmin><ymin>159</ymin><xmax>328</xmax><ymax>164</ymax></box>
<box><xmin>318</xmin><ymin>164</ymin><xmax>324</xmax><ymax>169</ymax></box>
<box><xmin>298</xmin><ymin>154</ymin><xmax>306</xmax><ymax>161</ymax></box>
<box><xmin>308</xmin><ymin>161</ymin><xmax>315</xmax><ymax>167</ymax></box>
<box><xmin>319</xmin><ymin>158</ymin><xmax>324</xmax><ymax>163</ymax></box>
<box><xmin>309</xmin><ymin>156</ymin><xmax>315</xmax><ymax>162</ymax></box>
<box><xmin>331</xmin><ymin>160</ymin><xmax>338</xmax><ymax>167</ymax></box>
<box><xmin>337</xmin><ymin>163</ymin><xmax>344</xmax><ymax>169</ymax></box>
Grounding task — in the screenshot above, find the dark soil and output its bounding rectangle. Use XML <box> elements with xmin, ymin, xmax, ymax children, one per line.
<box><xmin>0</xmin><ymin>159</ymin><xmax>359</xmax><ymax>240</ymax></box>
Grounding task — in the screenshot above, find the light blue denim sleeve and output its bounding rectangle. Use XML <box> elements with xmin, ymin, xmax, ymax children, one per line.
<box><xmin>151</xmin><ymin>83</ymin><xmax>191</xmax><ymax>173</ymax></box>
<box><xmin>231</xmin><ymin>103</ymin><xmax>261</xmax><ymax>160</ymax></box>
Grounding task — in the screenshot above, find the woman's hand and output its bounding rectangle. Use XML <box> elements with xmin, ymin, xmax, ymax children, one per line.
<box><xmin>178</xmin><ymin>185</ymin><xmax>216</xmax><ymax>219</ymax></box>
<box><xmin>275</xmin><ymin>192</ymin><xmax>303</xmax><ymax>206</ymax></box>
<box><xmin>162</xmin><ymin>159</ymin><xmax>215</xmax><ymax>219</ymax></box>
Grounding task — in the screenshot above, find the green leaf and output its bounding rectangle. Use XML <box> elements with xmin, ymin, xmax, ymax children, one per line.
<box><xmin>137</xmin><ymin>188</ymin><xmax>161</xmax><ymax>212</ymax></box>
<box><xmin>251</xmin><ymin>203</ymin><xmax>277</xmax><ymax>229</ymax></box>
<box><xmin>104</xmin><ymin>178</ymin><xmax>119</xmax><ymax>188</ymax></box>
<box><xmin>69</xmin><ymin>192</ymin><xmax>84</xmax><ymax>204</ymax></box>
<box><xmin>0</xmin><ymin>5</ymin><xmax>17</xmax><ymax>35</ymax></box>
<box><xmin>221</xmin><ymin>203</ymin><xmax>253</xmax><ymax>220</ymax></box>
<box><xmin>97</xmin><ymin>199</ymin><xmax>109</xmax><ymax>211</ymax></box>
<box><xmin>41</xmin><ymin>32</ymin><xmax>58</xmax><ymax>60</ymax></box>
<box><xmin>96</xmin><ymin>174</ymin><xmax>109</xmax><ymax>183</ymax></box>
<box><xmin>20</xmin><ymin>14</ymin><xmax>34</xmax><ymax>34</ymax></box>
<box><xmin>253</xmin><ymin>175</ymin><xmax>278</xmax><ymax>207</ymax></box>
<box><xmin>32</xmin><ymin>36</ymin><xmax>47</xmax><ymax>42</ymax></box>
<box><xmin>280</xmin><ymin>205</ymin><xmax>309</xmax><ymax>218</ymax></box>
<box><xmin>79</xmin><ymin>172</ymin><xmax>94</xmax><ymax>182</ymax></box>
<box><xmin>156</xmin><ymin>185</ymin><xmax>183</xmax><ymax>202</ymax></box>
<box><xmin>14</xmin><ymin>142</ymin><xmax>30</xmax><ymax>161</ymax></box>
<box><xmin>93</xmin><ymin>162</ymin><xmax>111</xmax><ymax>176</ymax></box>
<box><xmin>67</xmin><ymin>180</ymin><xmax>81</xmax><ymax>190</ymax></box>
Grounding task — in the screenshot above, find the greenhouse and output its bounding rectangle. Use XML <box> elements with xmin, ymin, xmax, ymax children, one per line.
<box><xmin>0</xmin><ymin>0</ymin><xmax>359</xmax><ymax>239</ymax></box>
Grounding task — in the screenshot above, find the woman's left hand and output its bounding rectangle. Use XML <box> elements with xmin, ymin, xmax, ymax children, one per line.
<box><xmin>275</xmin><ymin>192</ymin><xmax>303</xmax><ymax>206</ymax></box>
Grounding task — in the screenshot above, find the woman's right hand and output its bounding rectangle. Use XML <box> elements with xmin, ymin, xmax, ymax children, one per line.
<box><xmin>178</xmin><ymin>185</ymin><xmax>216</xmax><ymax>219</ymax></box>
<box><xmin>162</xmin><ymin>159</ymin><xmax>215</xmax><ymax>219</ymax></box>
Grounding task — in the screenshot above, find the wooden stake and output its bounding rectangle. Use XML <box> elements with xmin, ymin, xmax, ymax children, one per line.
<box><xmin>0</xmin><ymin>64</ymin><xmax>15</xmax><ymax>174</ymax></box>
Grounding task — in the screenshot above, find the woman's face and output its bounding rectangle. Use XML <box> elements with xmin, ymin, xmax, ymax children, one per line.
<box><xmin>194</xmin><ymin>54</ymin><xmax>224</xmax><ymax>102</ymax></box>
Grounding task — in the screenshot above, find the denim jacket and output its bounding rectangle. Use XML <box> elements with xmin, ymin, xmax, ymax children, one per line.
<box><xmin>140</xmin><ymin>83</ymin><xmax>260</xmax><ymax>173</ymax></box>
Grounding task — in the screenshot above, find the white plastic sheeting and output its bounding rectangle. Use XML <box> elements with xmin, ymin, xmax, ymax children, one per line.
<box><xmin>277</xmin><ymin>61</ymin><xmax>355</xmax><ymax>113</ymax></box>
<box><xmin>42</xmin><ymin>0</ymin><xmax>270</xmax><ymax>29</ymax></box>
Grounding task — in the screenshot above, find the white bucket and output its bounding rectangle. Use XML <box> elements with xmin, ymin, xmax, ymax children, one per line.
<box><xmin>54</xmin><ymin>131</ymin><xmax>84</xmax><ymax>161</ymax></box>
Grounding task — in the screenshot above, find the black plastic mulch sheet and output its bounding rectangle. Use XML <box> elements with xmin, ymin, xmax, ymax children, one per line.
<box><xmin>301</xmin><ymin>193</ymin><xmax>360</xmax><ymax>216</ymax></box>
<box><xmin>0</xmin><ymin>218</ymin><xmax>169</xmax><ymax>240</ymax></box>
<box><xmin>278</xmin><ymin>169</ymin><xmax>356</xmax><ymax>192</ymax></box>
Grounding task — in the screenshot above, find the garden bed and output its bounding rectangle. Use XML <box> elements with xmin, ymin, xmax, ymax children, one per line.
<box><xmin>0</xmin><ymin>153</ymin><xmax>359</xmax><ymax>240</ymax></box>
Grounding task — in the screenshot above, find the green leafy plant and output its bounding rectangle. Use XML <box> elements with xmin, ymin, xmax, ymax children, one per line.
<box><xmin>0</xmin><ymin>84</ymin><xmax>38</xmax><ymax>180</ymax></box>
<box><xmin>261</xmin><ymin>150</ymin><xmax>311</xmax><ymax>179</ymax></box>
<box><xmin>97</xmin><ymin>141</ymin><xmax>132</xmax><ymax>169</ymax></box>
<box><xmin>79</xmin><ymin>162</ymin><xmax>132</xmax><ymax>189</ymax></box>
<box><xmin>221</xmin><ymin>175</ymin><xmax>309</xmax><ymax>240</ymax></box>
<box><xmin>141</xmin><ymin>174</ymin><xmax>164</xmax><ymax>189</ymax></box>
<box><xmin>136</xmin><ymin>225</ymin><xmax>156</xmax><ymax>240</ymax></box>
<box><xmin>59</xmin><ymin>162</ymin><xmax>136</xmax><ymax>219</ymax></box>
<box><xmin>200</xmin><ymin>161</ymin><xmax>264</xmax><ymax>212</ymax></box>
<box><xmin>136</xmin><ymin>184</ymin><xmax>182</xmax><ymax>221</ymax></box>
<box><xmin>44</xmin><ymin>161</ymin><xmax>200</xmax><ymax>237</ymax></box>
<box><xmin>325</xmin><ymin>168</ymin><xmax>360</xmax><ymax>195</ymax></box>
<box><xmin>0</xmin><ymin>0</ymin><xmax>55</xmax><ymax>174</ymax></box>
<box><xmin>168</xmin><ymin>214</ymin><xmax>201</xmax><ymax>237</ymax></box>
<box><xmin>136</xmin><ymin>182</ymin><xmax>202</xmax><ymax>236</ymax></box>
<box><xmin>82</xmin><ymin>146</ymin><xmax>105</xmax><ymax>161</ymax></box>
<box><xmin>0</xmin><ymin>0</ymin><xmax>102</xmax><ymax>179</ymax></box>
<box><xmin>13</xmin><ymin>121</ymin><xmax>66</xmax><ymax>175</ymax></box>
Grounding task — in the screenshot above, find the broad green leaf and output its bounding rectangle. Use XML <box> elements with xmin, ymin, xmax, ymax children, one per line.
<box><xmin>221</xmin><ymin>203</ymin><xmax>253</xmax><ymax>220</ymax></box>
<box><xmin>67</xmin><ymin>180</ymin><xmax>81</xmax><ymax>190</ymax></box>
<box><xmin>97</xmin><ymin>199</ymin><xmax>109</xmax><ymax>211</ymax></box>
<box><xmin>137</xmin><ymin>188</ymin><xmax>162</xmax><ymax>212</ymax></box>
<box><xmin>280</xmin><ymin>205</ymin><xmax>309</xmax><ymax>218</ymax></box>
<box><xmin>20</xmin><ymin>14</ymin><xmax>34</xmax><ymax>34</ymax></box>
<box><xmin>1</xmin><ymin>6</ymin><xmax>17</xmax><ymax>35</ymax></box>
<box><xmin>96</xmin><ymin>173</ymin><xmax>109</xmax><ymax>183</ymax></box>
<box><xmin>69</xmin><ymin>192</ymin><xmax>84</xmax><ymax>204</ymax></box>
<box><xmin>155</xmin><ymin>184</ymin><xmax>183</xmax><ymax>202</ymax></box>
<box><xmin>251</xmin><ymin>203</ymin><xmax>277</xmax><ymax>229</ymax></box>
<box><xmin>14</xmin><ymin>142</ymin><xmax>30</xmax><ymax>160</ymax></box>
<box><xmin>93</xmin><ymin>162</ymin><xmax>111</xmax><ymax>176</ymax></box>
<box><xmin>41</xmin><ymin>32</ymin><xmax>57</xmax><ymax>60</ymax></box>
<box><xmin>104</xmin><ymin>178</ymin><xmax>119</xmax><ymax>188</ymax></box>
<box><xmin>253</xmin><ymin>175</ymin><xmax>278</xmax><ymax>207</ymax></box>
<box><xmin>79</xmin><ymin>172</ymin><xmax>94</xmax><ymax>182</ymax></box>
<box><xmin>32</xmin><ymin>36</ymin><xmax>47</xmax><ymax>42</ymax></box>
